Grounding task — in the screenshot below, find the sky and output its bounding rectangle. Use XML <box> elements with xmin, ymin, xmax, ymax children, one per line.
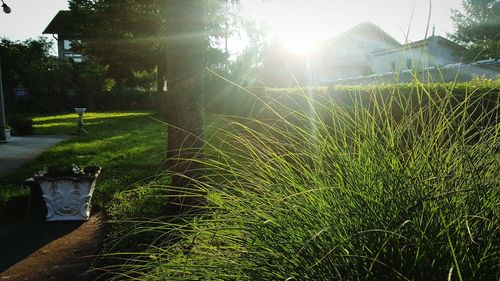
<box><xmin>0</xmin><ymin>0</ymin><xmax>464</xmax><ymax>54</ymax></box>
<box><xmin>240</xmin><ymin>0</ymin><xmax>464</xmax><ymax>53</ymax></box>
<box><xmin>0</xmin><ymin>0</ymin><xmax>68</xmax><ymax>39</ymax></box>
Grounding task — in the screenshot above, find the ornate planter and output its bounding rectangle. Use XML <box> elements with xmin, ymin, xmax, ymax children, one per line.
<box><xmin>27</xmin><ymin>166</ymin><xmax>101</xmax><ymax>221</ymax></box>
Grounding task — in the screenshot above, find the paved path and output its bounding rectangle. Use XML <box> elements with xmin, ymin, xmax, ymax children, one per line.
<box><xmin>0</xmin><ymin>212</ymin><xmax>107</xmax><ymax>281</ymax></box>
<box><xmin>0</xmin><ymin>135</ymin><xmax>69</xmax><ymax>175</ymax></box>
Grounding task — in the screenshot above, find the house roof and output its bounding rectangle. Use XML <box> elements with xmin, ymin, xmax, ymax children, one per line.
<box><xmin>408</xmin><ymin>35</ymin><xmax>466</xmax><ymax>51</ymax></box>
<box><xmin>43</xmin><ymin>10</ymin><xmax>83</xmax><ymax>36</ymax></box>
<box><xmin>372</xmin><ymin>35</ymin><xmax>467</xmax><ymax>56</ymax></box>
<box><xmin>329</xmin><ymin>22</ymin><xmax>402</xmax><ymax>48</ymax></box>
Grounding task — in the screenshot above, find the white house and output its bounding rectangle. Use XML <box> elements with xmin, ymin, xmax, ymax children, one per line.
<box><xmin>370</xmin><ymin>35</ymin><xmax>466</xmax><ymax>73</ymax></box>
<box><xmin>310</xmin><ymin>22</ymin><xmax>402</xmax><ymax>83</ymax></box>
<box><xmin>310</xmin><ymin>22</ymin><xmax>468</xmax><ymax>84</ymax></box>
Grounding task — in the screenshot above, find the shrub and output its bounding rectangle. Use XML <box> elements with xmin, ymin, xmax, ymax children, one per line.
<box><xmin>8</xmin><ymin>115</ymin><xmax>34</xmax><ymax>135</ymax></box>
<box><xmin>207</xmin><ymin>79</ymin><xmax>499</xmax><ymax>121</ymax></box>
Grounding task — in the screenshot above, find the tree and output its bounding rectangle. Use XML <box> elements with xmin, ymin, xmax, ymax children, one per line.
<box><xmin>68</xmin><ymin>1</ymin><xmax>258</xmax><ymax>213</ymax></box>
<box><xmin>69</xmin><ymin>0</ymin><xmax>167</xmax><ymax>109</ymax></box>
<box><xmin>0</xmin><ymin>37</ymin><xmax>109</xmax><ymax>113</ymax></box>
<box><xmin>68</xmin><ymin>0</ymin><xmax>241</xmax><ymax>114</ymax></box>
<box><xmin>165</xmin><ymin>0</ymin><xmax>207</xmax><ymax>212</ymax></box>
<box><xmin>1</xmin><ymin>38</ymin><xmax>72</xmax><ymax>112</ymax></box>
<box><xmin>450</xmin><ymin>0</ymin><xmax>500</xmax><ymax>60</ymax></box>
<box><xmin>69</xmin><ymin>0</ymin><xmax>163</xmax><ymax>75</ymax></box>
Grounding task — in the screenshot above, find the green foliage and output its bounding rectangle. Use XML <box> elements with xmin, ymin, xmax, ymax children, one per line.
<box><xmin>1</xmin><ymin>38</ymin><xmax>72</xmax><ymax>112</ymax></box>
<box><xmin>105</xmin><ymin>82</ymin><xmax>499</xmax><ymax>280</ymax></box>
<box><xmin>71</xmin><ymin>60</ymin><xmax>109</xmax><ymax>108</ymax></box>
<box><xmin>450</xmin><ymin>0</ymin><xmax>500</xmax><ymax>60</ymax></box>
<box><xmin>68</xmin><ymin>0</ymin><xmax>164</xmax><ymax>80</ymax></box>
<box><xmin>131</xmin><ymin>70</ymin><xmax>156</xmax><ymax>94</ymax></box>
<box><xmin>0</xmin><ymin>38</ymin><xmax>111</xmax><ymax>113</ymax></box>
<box><xmin>0</xmin><ymin>37</ymin><xmax>156</xmax><ymax>113</ymax></box>
<box><xmin>68</xmin><ymin>0</ymin><xmax>242</xmax><ymax>84</ymax></box>
<box><xmin>209</xmin><ymin>3</ymin><xmax>270</xmax><ymax>87</ymax></box>
<box><xmin>206</xmin><ymin>79</ymin><xmax>500</xmax><ymax>118</ymax></box>
<box><xmin>7</xmin><ymin>114</ymin><xmax>33</xmax><ymax>135</ymax></box>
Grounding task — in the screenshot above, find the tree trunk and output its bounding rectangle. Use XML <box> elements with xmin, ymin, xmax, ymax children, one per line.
<box><xmin>165</xmin><ymin>0</ymin><xmax>207</xmax><ymax>213</ymax></box>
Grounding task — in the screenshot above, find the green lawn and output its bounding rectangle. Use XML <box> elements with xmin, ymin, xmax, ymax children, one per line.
<box><xmin>0</xmin><ymin>112</ymin><xmax>168</xmax><ymax>208</ymax></box>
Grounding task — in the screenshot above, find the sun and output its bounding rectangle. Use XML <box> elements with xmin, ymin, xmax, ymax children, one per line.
<box><xmin>248</xmin><ymin>1</ymin><xmax>342</xmax><ymax>55</ymax></box>
<box><xmin>278</xmin><ymin>27</ymin><xmax>322</xmax><ymax>55</ymax></box>
<box><xmin>266</xmin><ymin>12</ymin><xmax>328</xmax><ymax>55</ymax></box>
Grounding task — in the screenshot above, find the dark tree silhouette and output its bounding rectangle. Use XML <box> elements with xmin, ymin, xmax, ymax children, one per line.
<box><xmin>165</xmin><ymin>0</ymin><xmax>207</xmax><ymax>212</ymax></box>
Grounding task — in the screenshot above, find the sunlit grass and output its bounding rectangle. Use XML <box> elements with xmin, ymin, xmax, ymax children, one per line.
<box><xmin>0</xmin><ymin>112</ymin><xmax>167</xmax><ymax>208</ymax></box>
<box><xmin>32</xmin><ymin>112</ymin><xmax>151</xmax><ymax>135</ymax></box>
<box><xmin>33</xmin><ymin>112</ymin><xmax>149</xmax><ymax>122</ymax></box>
<box><xmin>102</xmin><ymin>81</ymin><xmax>499</xmax><ymax>280</ymax></box>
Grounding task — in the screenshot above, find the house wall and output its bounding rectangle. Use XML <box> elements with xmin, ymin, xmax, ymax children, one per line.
<box><xmin>311</xmin><ymin>33</ymin><xmax>400</xmax><ymax>83</ymax></box>
<box><xmin>370</xmin><ymin>37</ymin><xmax>464</xmax><ymax>74</ymax></box>
<box><xmin>429</xmin><ymin>39</ymin><xmax>463</xmax><ymax>64</ymax></box>
<box><xmin>371</xmin><ymin>45</ymin><xmax>430</xmax><ymax>73</ymax></box>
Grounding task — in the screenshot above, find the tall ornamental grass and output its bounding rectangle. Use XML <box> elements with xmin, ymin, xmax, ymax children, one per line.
<box><xmin>104</xmin><ymin>82</ymin><xmax>499</xmax><ymax>280</ymax></box>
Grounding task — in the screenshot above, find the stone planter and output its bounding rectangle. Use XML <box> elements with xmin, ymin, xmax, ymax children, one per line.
<box><xmin>26</xmin><ymin>166</ymin><xmax>101</xmax><ymax>221</ymax></box>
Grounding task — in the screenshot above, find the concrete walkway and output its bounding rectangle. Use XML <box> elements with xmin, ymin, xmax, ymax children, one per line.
<box><xmin>0</xmin><ymin>135</ymin><xmax>69</xmax><ymax>176</ymax></box>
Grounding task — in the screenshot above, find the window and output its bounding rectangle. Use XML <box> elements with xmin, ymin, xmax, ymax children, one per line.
<box><xmin>63</xmin><ymin>40</ymin><xmax>71</xmax><ymax>50</ymax></box>
<box><xmin>406</xmin><ymin>58</ymin><xmax>413</xmax><ymax>69</ymax></box>
<box><xmin>64</xmin><ymin>53</ymin><xmax>83</xmax><ymax>62</ymax></box>
<box><xmin>63</xmin><ymin>40</ymin><xmax>81</xmax><ymax>50</ymax></box>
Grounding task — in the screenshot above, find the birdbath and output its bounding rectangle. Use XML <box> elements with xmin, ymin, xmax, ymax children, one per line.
<box><xmin>73</xmin><ymin>107</ymin><xmax>87</xmax><ymax>134</ymax></box>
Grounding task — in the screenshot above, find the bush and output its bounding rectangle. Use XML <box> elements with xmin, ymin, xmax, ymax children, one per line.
<box><xmin>207</xmin><ymin>79</ymin><xmax>499</xmax><ymax>120</ymax></box>
<box><xmin>8</xmin><ymin>115</ymin><xmax>34</xmax><ymax>135</ymax></box>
